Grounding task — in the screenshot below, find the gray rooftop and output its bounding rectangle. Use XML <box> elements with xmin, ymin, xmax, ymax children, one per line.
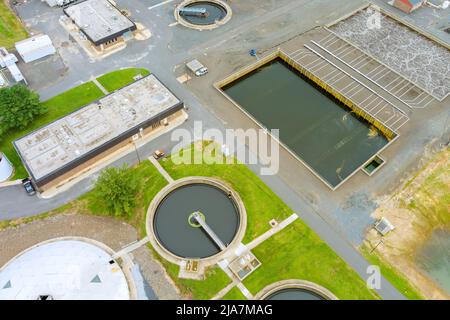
<box><xmin>64</xmin><ymin>0</ymin><xmax>136</xmax><ymax>44</ymax></box>
<box><xmin>15</xmin><ymin>75</ymin><xmax>181</xmax><ymax>181</ymax></box>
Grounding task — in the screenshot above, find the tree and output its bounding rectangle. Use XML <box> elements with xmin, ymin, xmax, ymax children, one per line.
<box><xmin>0</xmin><ymin>84</ymin><xmax>46</xmax><ymax>137</ymax></box>
<box><xmin>91</xmin><ymin>164</ymin><xmax>140</xmax><ymax>217</ymax></box>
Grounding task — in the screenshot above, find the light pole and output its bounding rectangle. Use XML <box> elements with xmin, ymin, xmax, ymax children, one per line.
<box><xmin>132</xmin><ymin>129</ymin><xmax>143</xmax><ymax>164</ymax></box>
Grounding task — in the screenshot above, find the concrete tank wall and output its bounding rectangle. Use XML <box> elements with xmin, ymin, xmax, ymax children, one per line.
<box><xmin>0</xmin><ymin>153</ymin><xmax>14</xmax><ymax>182</ymax></box>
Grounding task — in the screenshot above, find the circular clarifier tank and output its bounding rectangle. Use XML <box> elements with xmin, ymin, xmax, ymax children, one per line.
<box><xmin>175</xmin><ymin>0</ymin><xmax>232</xmax><ymax>30</ymax></box>
<box><xmin>149</xmin><ymin>178</ymin><xmax>246</xmax><ymax>261</ymax></box>
<box><xmin>255</xmin><ymin>280</ymin><xmax>338</xmax><ymax>301</ymax></box>
<box><xmin>154</xmin><ymin>183</ymin><xmax>239</xmax><ymax>259</ymax></box>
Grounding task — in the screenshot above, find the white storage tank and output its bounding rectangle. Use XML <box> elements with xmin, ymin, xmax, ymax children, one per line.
<box><xmin>0</xmin><ymin>152</ymin><xmax>14</xmax><ymax>182</ymax></box>
<box><xmin>15</xmin><ymin>35</ymin><xmax>56</xmax><ymax>63</ymax></box>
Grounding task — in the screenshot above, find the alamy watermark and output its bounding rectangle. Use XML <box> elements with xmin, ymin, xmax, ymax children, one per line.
<box><xmin>170</xmin><ymin>121</ymin><xmax>280</xmax><ymax>176</ymax></box>
<box><xmin>367</xmin><ymin>265</ymin><xmax>382</xmax><ymax>290</ymax></box>
<box><xmin>366</xmin><ymin>7</ymin><xmax>382</xmax><ymax>30</ymax></box>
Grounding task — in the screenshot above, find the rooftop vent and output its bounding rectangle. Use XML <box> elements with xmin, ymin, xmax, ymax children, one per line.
<box><xmin>90</xmin><ymin>275</ymin><xmax>102</xmax><ymax>283</ymax></box>
<box><xmin>2</xmin><ymin>281</ymin><xmax>11</xmax><ymax>289</ymax></box>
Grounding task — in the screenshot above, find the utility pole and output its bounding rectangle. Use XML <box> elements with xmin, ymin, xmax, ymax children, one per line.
<box><xmin>132</xmin><ymin>131</ymin><xmax>142</xmax><ymax>164</ymax></box>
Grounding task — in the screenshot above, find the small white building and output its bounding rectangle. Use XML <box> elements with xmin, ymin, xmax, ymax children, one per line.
<box><xmin>0</xmin><ymin>47</ymin><xmax>26</xmax><ymax>84</ymax></box>
<box><xmin>0</xmin><ymin>153</ymin><xmax>14</xmax><ymax>182</ymax></box>
<box><xmin>15</xmin><ymin>35</ymin><xmax>56</xmax><ymax>63</ymax></box>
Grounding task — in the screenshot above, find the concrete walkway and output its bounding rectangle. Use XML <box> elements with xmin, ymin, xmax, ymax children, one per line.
<box><xmin>247</xmin><ymin>214</ymin><xmax>298</xmax><ymax>250</ymax></box>
<box><xmin>92</xmin><ymin>78</ymin><xmax>109</xmax><ymax>95</ymax></box>
<box><xmin>149</xmin><ymin>156</ymin><xmax>174</xmax><ymax>183</ymax></box>
<box><xmin>213</xmin><ymin>214</ymin><xmax>298</xmax><ymax>300</ymax></box>
<box><xmin>212</xmin><ymin>282</ymin><xmax>237</xmax><ymax>300</ymax></box>
<box><xmin>113</xmin><ymin>236</ymin><xmax>150</xmax><ymax>259</ymax></box>
<box><xmin>218</xmin><ymin>263</ymin><xmax>254</xmax><ymax>300</ymax></box>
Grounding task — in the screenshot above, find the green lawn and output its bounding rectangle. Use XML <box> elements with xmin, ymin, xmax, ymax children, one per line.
<box><xmin>243</xmin><ymin>221</ymin><xmax>379</xmax><ymax>300</ymax></box>
<box><xmin>160</xmin><ymin>141</ymin><xmax>293</xmax><ymax>243</ymax></box>
<box><xmin>222</xmin><ymin>287</ymin><xmax>248</xmax><ymax>300</ymax></box>
<box><xmin>151</xmin><ymin>250</ymin><xmax>232</xmax><ymax>300</ymax></box>
<box><xmin>0</xmin><ymin>68</ymin><xmax>149</xmax><ymax>180</ymax></box>
<box><xmin>97</xmin><ymin>68</ymin><xmax>150</xmax><ymax>92</ymax></box>
<box><xmin>0</xmin><ymin>1</ymin><xmax>28</xmax><ymax>49</ymax></box>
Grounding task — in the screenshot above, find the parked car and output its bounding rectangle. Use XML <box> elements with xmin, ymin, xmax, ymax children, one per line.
<box><xmin>22</xmin><ymin>178</ymin><xmax>36</xmax><ymax>196</ymax></box>
<box><xmin>153</xmin><ymin>150</ymin><xmax>165</xmax><ymax>160</ymax></box>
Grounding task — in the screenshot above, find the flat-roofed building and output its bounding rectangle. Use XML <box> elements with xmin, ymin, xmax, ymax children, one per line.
<box><xmin>14</xmin><ymin>74</ymin><xmax>185</xmax><ymax>191</ymax></box>
<box><xmin>64</xmin><ymin>0</ymin><xmax>137</xmax><ymax>49</ymax></box>
<box><xmin>393</xmin><ymin>0</ymin><xmax>424</xmax><ymax>13</ymax></box>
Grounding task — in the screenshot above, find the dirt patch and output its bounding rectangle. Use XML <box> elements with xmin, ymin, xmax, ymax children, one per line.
<box><xmin>365</xmin><ymin>148</ymin><xmax>450</xmax><ymax>299</ymax></box>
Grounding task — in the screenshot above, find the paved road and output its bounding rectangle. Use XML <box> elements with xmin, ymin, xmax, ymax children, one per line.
<box><xmin>0</xmin><ymin>0</ymin><xmax>407</xmax><ymax>299</ymax></box>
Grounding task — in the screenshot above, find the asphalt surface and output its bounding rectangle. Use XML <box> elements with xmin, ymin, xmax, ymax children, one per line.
<box><xmin>0</xmin><ymin>0</ymin><xmax>416</xmax><ymax>299</ymax></box>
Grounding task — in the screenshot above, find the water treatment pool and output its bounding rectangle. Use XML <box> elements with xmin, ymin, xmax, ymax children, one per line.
<box><xmin>180</xmin><ymin>1</ymin><xmax>227</xmax><ymax>26</ymax></box>
<box><xmin>153</xmin><ymin>183</ymin><xmax>240</xmax><ymax>259</ymax></box>
<box><xmin>222</xmin><ymin>58</ymin><xmax>389</xmax><ymax>188</ymax></box>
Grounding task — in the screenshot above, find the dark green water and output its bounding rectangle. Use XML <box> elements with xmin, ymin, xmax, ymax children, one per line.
<box><xmin>223</xmin><ymin>59</ymin><xmax>389</xmax><ymax>187</ymax></box>
<box><xmin>154</xmin><ymin>184</ymin><xmax>240</xmax><ymax>259</ymax></box>
<box><xmin>416</xmin><ymin>229</ymin><xmax>450</xmax><ymax>294</ymax></box>
<box><xmin>181</xmin><ymin>2</ymin><xmax>227</xmax><ymax>25</ymax></box>
<box><xmin>266</xmin><ymin>289</ymin><xmax>325</xmax><ymax>300</ymax></box>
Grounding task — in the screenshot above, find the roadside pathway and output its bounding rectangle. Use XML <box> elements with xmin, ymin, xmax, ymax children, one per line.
<box><xmin>92</xmin><ymin>78</ymin><xmax>109</xmax><ymax>95</ymax></box>
<box><xmin>149</xmin><ymin>156</ymin><xmax>174</xmax><ymax>183</ymax></box>
<box><xmin>113</xmin><ymin>236</ymin><xmax>150</xmax><ymax>259</ymax></box>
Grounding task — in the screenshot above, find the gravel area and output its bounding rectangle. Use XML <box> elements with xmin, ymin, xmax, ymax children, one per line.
<box><xmin>131</xmin><ymin>246</ymin><xmax>181</xmax><ymax>300</ymax></box>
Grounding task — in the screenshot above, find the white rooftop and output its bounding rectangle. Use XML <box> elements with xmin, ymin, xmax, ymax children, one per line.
<box><xmin>64</xmin><ymin>0</ymin><xmax>135</xmax><ymax>44</ymax></box>
<box><xmin>15</xmin><ymin>35</ymin><xmax>54</xmax><ymax>55</ymax></box>
<box><xmin>0</xmin><ymin>240</ymin><xmax>130</xmax><ymax>300</ymax></box>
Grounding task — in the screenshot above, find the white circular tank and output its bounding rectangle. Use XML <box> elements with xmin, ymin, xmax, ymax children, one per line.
<box><xmin>0</xmin><ymin>152</ymin><xmax>14</xmax><ymax>182</ymax></box>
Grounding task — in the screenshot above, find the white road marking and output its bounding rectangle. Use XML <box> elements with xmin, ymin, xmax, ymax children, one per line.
<box><xmin>148</xmin><ymin>0</ymin><xmax>175</xmax><ymax>10</ymax></box>
<box><xmin>168</xmin><ymin>21</ymin><xmax>178</xmax><ymax>27</ymax></box>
